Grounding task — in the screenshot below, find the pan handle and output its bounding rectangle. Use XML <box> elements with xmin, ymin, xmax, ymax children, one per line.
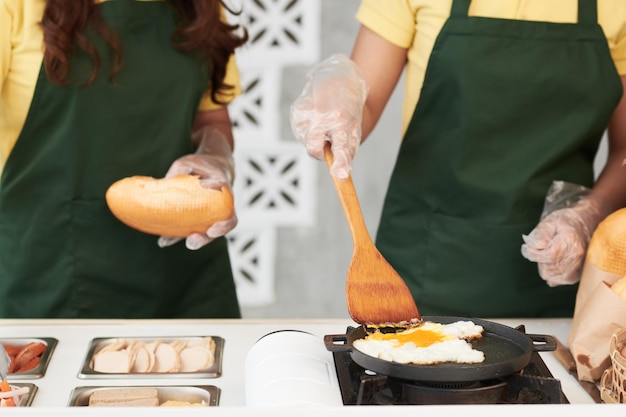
<box><xmin>528</xmin><ymin>334</ymin><xmax>557</xmax><ymax>352</ymax></box>
<box><xmin>323</xmin><ymin>334</ymin><xmax>352</xmax><ymax>353</ymax></box>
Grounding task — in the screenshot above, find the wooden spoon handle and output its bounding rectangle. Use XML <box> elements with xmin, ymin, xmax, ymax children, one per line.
<box><xmin>323</xmin><ymin>144</ymin><xmax>373</xmax><ymax>249</ymax></box>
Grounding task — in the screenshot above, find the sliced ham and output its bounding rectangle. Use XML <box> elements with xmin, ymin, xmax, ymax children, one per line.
<box><xmin>153</xmin><ymin>343</ymin><xmax>180</xmax><ymax>373</ymax></box>
<box><xmin>130</xmin><ymin>343</ymin><xmax>154</xmax><ymax>373</ymax></box>
<box><xmin>92</xmin><ymin>350</ymin><xmax>132</xmax><ymax>373</ymax></box>
<box><xmin>89</xmin><ymin>337</ymin><xmax>215</xmax><ymax>374</ymax></box>
<box><xmin>98</xmin><ymin>340</ymin><xmax>127</xmax><ymax>353</ymax></box>
<box><xmin>179</xmin><ymin>346</ymin><xmax>213</xmax><ymax>372</ymax></box>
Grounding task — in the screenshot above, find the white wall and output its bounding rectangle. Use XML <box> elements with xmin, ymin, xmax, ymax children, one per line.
<box><xmin>241</xmin><ymin>0</ymin><xmax>404</xmax><ymax>319</ymax></box>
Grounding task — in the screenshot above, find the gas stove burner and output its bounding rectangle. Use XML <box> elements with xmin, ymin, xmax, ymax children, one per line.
<box><xmin>400</xmin><ymin>378</ymin><xmax>508</xmax><ymax>405</ymax></box>
<box><xmin>411</xmin><ymin>380</ymin><xmax>489</xmax><ymax>390</ymax></box>
<box><xmin>332</xmin><ymin>325</ymin><xmax>569</xmax><ymax>406</ymax></box>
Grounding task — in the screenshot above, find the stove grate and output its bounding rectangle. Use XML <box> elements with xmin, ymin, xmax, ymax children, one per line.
<box><xmin>332</xmin><ymin>325</ymin><xmax>569</xmax><ymax>406</ymax></box>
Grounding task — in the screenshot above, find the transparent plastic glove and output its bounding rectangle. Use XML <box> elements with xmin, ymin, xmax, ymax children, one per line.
<box><xmin>290</xmin><ymin>53</ymin><xmax>368</xmax><ymax>181</ymax></box>
<box><xmin>521</xmin><ymin>198</ymin><xmax>602</xmax><ymax>287</ymax></box>
<box><xmin>157</xmin><ymin>126</ymin><xmax>237</xmax><ymax>250</ymax></box>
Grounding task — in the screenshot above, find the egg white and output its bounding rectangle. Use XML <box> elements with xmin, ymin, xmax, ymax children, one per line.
<box><xmin>353</xmin><ymin>320</ymin><xmax>485</xmax><ymax>365</ymax></box>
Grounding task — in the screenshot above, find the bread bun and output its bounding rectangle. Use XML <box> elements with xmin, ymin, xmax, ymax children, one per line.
<box><xmin>586</xmin><ymin>208</ymin><xmax>626</xmax><ymax>275</ymax></box>
<box><xmin>105</xmin><ymin>174</ymin><xmax>234</xmax><ymax>237</ymax></box>
<box><xmin>612</xmin><ymin>276</ymin><xmax>626</xmax><ymax>301</ymax></box>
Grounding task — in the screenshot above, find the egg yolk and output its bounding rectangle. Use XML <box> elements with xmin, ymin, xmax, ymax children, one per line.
<box><xmin>367</xmin><ymin>326</ymin><xmax>454</xmax><ymax>348</ymax></box>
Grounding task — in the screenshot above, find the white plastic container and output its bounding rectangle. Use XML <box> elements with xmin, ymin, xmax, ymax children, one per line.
<box><xmin>244</xmin><ymin>330</ymin><xmax>343</xmax><ymax>407</ymax></box>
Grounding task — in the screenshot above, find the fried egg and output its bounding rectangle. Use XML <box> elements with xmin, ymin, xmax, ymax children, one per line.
<box><xmin>353</xmin><ymin>320</ymin><xmax>485</xmax><ymax>365</ymax></box>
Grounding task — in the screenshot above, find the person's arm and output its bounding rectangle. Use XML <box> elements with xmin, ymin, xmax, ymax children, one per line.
<box><xmin>192</xmin><ymin>108</ymin><xmax>234</xmax><ymax>151</ymax></box>
<box><xmin>589</xmin><ymin>75</ymin><xmax>626</xmax><ymax>214</ymax></box>
<box><xmin>0</xmin><ymin>0</ymin><xmax>11</xmax><ymax>89</ymax></box>
<box><xmin>158</xmin><ymin>107</ymin><xmax>238</xmax><ymax>250</ymax></box>
<box><xmin>191</xmin><ymin>107</ymin><xmax>235</xmax><ymax>183</ymax></box>
<box><xmin>351</xmin><ymin>25</ymin><xmax>407</xmax><ymax>141</ymax></box>
<box><xmin>290</xmin><ymin>25</ymin><xmax>407</xmax><ymax>180</ymax></box>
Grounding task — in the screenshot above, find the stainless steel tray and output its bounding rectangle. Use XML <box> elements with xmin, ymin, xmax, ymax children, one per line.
<box><xmin>2</xmin><ymin>338</ymin><xmax>58</xmax><ymax>379</ymax></box>
<box><xmin>78</xmin><ymin>336</ymin><xmax>224</xmax><ymax>379</ymax></box>
<box><xmin>69</xmin><ymin>385</ymin><xmax>220</xmax><ymax>407</ymax></box>
<box><xmin>2</xmin><ymin>383</ymin><xmax>38</xmax><ymax>407</ymax></box>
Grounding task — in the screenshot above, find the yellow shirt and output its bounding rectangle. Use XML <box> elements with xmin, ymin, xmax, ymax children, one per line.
<box><xmin>356</xmin><ymin>0</ymin><xmax>626</xmax><ymax>135</ymax></box>
<box><xmin>0</xmin><ymin>0</ymin><xmax>241</xmax><ymax>171</ymax></box>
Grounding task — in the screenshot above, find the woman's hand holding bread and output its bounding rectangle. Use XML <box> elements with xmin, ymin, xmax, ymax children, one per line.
<box><xmin>157</xmin><ymin>126</ymin><xmax>237</xmax><ymax>250</ymax></box>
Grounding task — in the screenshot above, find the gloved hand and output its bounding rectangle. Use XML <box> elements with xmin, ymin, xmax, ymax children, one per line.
<box><xmin>158</xmin><ymin>126</ymin><xmax>237</xmax><ymax>250</ymax></box>
<box><xmin>521</xmin><ymin>197</ymin><xmax>603</xmax><ymax>287</ymax></box>
<box><xmin>290</xmin><ymin>53</ymin><xmax>368</xmax><ymax>181</ymax></box>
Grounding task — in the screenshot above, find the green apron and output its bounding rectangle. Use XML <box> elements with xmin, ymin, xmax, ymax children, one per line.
<box><xmin>0</xmin><ymin>0</ymin><xmax>241</xmax><ymax>318</ymax></box>
<box><xmin>376</xmin><ymin>0</ymin><xmax>623</xmax><ymax>318</ymax></box>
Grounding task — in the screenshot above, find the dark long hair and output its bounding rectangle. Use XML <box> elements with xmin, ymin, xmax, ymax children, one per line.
<box><xmin>40</xmin><ymin>0</ymin><xmax>248</xmax><ymax>104</ymax></box>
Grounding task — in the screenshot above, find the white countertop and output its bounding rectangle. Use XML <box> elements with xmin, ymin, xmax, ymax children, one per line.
<box><xmin>0</xmin><ymin>317</ymin><xmax>623</xmax><ymax>415</ymax></box>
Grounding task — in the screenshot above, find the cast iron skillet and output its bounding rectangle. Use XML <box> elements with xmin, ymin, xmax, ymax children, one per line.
<box><xmin>324</xmin><ymin>316</ymin><xmax>556</xmax><ymax>382</ymax></box>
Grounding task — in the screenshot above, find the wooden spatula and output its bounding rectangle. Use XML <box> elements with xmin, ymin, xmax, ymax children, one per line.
<box><xmin>324</xmin><ymin>144</ymin><xmax>421</xmax><ymax>326</ymax></box>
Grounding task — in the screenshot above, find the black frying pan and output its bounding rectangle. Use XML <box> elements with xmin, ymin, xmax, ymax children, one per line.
<box><xmin>324</xmin><ymin>316</ymin><xmax>556</xmax><ymax>382</ymax></box>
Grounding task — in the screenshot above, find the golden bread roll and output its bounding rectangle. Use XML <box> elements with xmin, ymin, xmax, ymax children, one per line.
<box><xmin>611</xmin><ymin>276</ymin><xmax>626</xmax><ymax>301</ymax></box>
<box><xmin>105</xmin><ymin>174</ymin><xmax>234</xmax><ymax>237</ymax></box>
<box><xmin>586</xmin><ymin>208</ymin><xmax>626</xmax><ymax>276</ymax></box>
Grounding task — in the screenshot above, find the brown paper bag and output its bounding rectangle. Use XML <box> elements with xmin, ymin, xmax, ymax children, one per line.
<box><xmin>567</xmin><ymin>263</ymin><xmax>626</xmax><ymax>382</ymax></box>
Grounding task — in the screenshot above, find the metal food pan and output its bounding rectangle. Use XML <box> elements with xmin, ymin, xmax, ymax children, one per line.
<box><xmin>1</xmin><ymin>383</ymin><xmax>38</xmax><ymax>407</ymax></box>
<box><xmin>1</xmin><ymin>338</ymin><xmax>58</xmax><ymax>379</ymax></box>
<box><xmin>78</xmin><ymin>336</ymin><xmax>224</xmax><ymax>379</ymax></box>
<box><xmin>69</xmin><ymin>385</ymin><xmax>220</xmax><ymax>407</ymax></box>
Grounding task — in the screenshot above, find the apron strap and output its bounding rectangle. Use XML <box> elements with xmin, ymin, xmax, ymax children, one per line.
<box><xmin>578</xmin><ymin>0</ymin><xmax>598</xmax><ymax>24</ymax></box>
<box><xmin>450</xmin><ymin>0</ymin><xmax>471</xmax><ymax>18</ymax></box>
<box><xmin>451</xmin><ymin>0</ymin><xmax>598</xmax><ymax>24</ymax></box>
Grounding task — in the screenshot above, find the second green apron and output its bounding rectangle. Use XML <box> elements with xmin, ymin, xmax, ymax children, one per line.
<box><xmin>376</xmin><ymin>0</ymin><xmax>623</xmax><ymax>317</ymax></box>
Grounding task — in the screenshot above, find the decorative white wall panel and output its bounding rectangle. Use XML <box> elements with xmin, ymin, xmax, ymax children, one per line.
<box><xmin>227</xmin><ymin>227</ymin><xmax>277</xmax><ymax>306</ymax></box>
<box><xmin>230</xmin><ymin>0</ymin><xmax>321</xmax><ymax>67</ymax></box>
<box><xmin>228</xmin><ymin>67</ymin><xmax>281</xmax><ymax>143</ymax></box>
<box><xmin>233</xmin><ymin>144</ymin><xmax>316</xmax><ymax>227</ymax></box>
<box><xmin>227</xmin><ymin>0</ymin><xmax>321</xmax><ymax>306</ymax></box>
